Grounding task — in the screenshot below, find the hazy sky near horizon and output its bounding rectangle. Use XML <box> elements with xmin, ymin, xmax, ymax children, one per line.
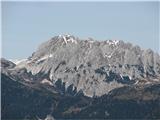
<box><xmin>2</xmin><ymin>1</ymin><xmax>159</xmax><ymax>59</ymax></box>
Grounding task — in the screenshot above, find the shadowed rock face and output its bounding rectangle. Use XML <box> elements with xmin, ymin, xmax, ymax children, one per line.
<box><xmin>4</xmin><ymin>34</ymin><xmax>160</xmax><ymax>97</ymax></box>
<box><xmin>2</xmin><ymin>73</ymin><xmax>160</xmax><ymax>119</ymax></box>
<box><xmin>0</xmin><ymin>58</ymin><xmax>16</xmax><ymax>69</ymax></box>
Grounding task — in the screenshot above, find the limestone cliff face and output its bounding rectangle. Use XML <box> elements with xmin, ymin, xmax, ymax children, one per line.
<box><xmin>5</xmin><ymin>34</ymin><xmax>160</xmax><ymax>97</ymax></box>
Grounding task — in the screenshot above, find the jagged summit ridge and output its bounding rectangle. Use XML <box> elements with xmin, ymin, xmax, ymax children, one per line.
<box><xmin>11</xmin><ymin>35</ymin><xmax>160</xmax><ymax>97</ymax></box>
<box><xmin>58</xmin><ymin>34</ymin><xmax>78</xmax><ymax>44</ymax></box>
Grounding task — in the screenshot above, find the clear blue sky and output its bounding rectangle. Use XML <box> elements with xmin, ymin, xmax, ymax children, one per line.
<box><xmin>2</xmin><ymin>1</ymin><xmax>159</xmax><ymax>59</ymax></box>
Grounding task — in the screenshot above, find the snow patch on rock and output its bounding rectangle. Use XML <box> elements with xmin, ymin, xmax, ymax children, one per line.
<box><xmin>41</xmin><ymin>79</ymin><xmax>53</xmax><ymax>86</ymax></box>
<box><xmin>107</xmin><ymin>40</ymin><xmax>119</xmax><ymax>46</ymax></box>
<box><xmin>58</xmin><ymin>34</ymin><xmax>77</xmax><ymax>44</ymax></box>
<box><xmin>10</xmin><ymin>59</ymin><xmax>27</xmax><ymax>65</ymax></box>
<box><xmin>36</xmin><ymin>54</ymin><xmax>53</xmax><ymax>63</ymax></box>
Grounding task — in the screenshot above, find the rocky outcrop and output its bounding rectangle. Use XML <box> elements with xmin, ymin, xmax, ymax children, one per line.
<box><xmin>0</xmin><ymin>58</ymin><xmax>16</xmax><ymax>69</ymax></box>
<box><xmin>5</xmin><ymin>34</ymin><xmax>160</xmax><ymax>97</ymax></box>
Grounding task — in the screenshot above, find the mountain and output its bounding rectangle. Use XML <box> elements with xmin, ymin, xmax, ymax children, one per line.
<box><xmin>12</xmin><ymin>34</ymin><xmax>160</xmax><ymax>97</ymax></box>
<box><xmin>1</xmin><ymin>34</ymin><xmax>160</xmax><ymax>119</ymax></box>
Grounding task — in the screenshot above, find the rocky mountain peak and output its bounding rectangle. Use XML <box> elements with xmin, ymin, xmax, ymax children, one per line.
<box><xmin>4</xmin><ymin>35</ymin><xmax>160</xmax><ymax>97</ymax></box>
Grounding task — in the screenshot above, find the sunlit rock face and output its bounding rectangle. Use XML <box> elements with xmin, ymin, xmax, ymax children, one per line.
<box><xmin>7</xmin><ymin>34</ymin><xmax>160</xmax><ymax>97</ymax></box>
